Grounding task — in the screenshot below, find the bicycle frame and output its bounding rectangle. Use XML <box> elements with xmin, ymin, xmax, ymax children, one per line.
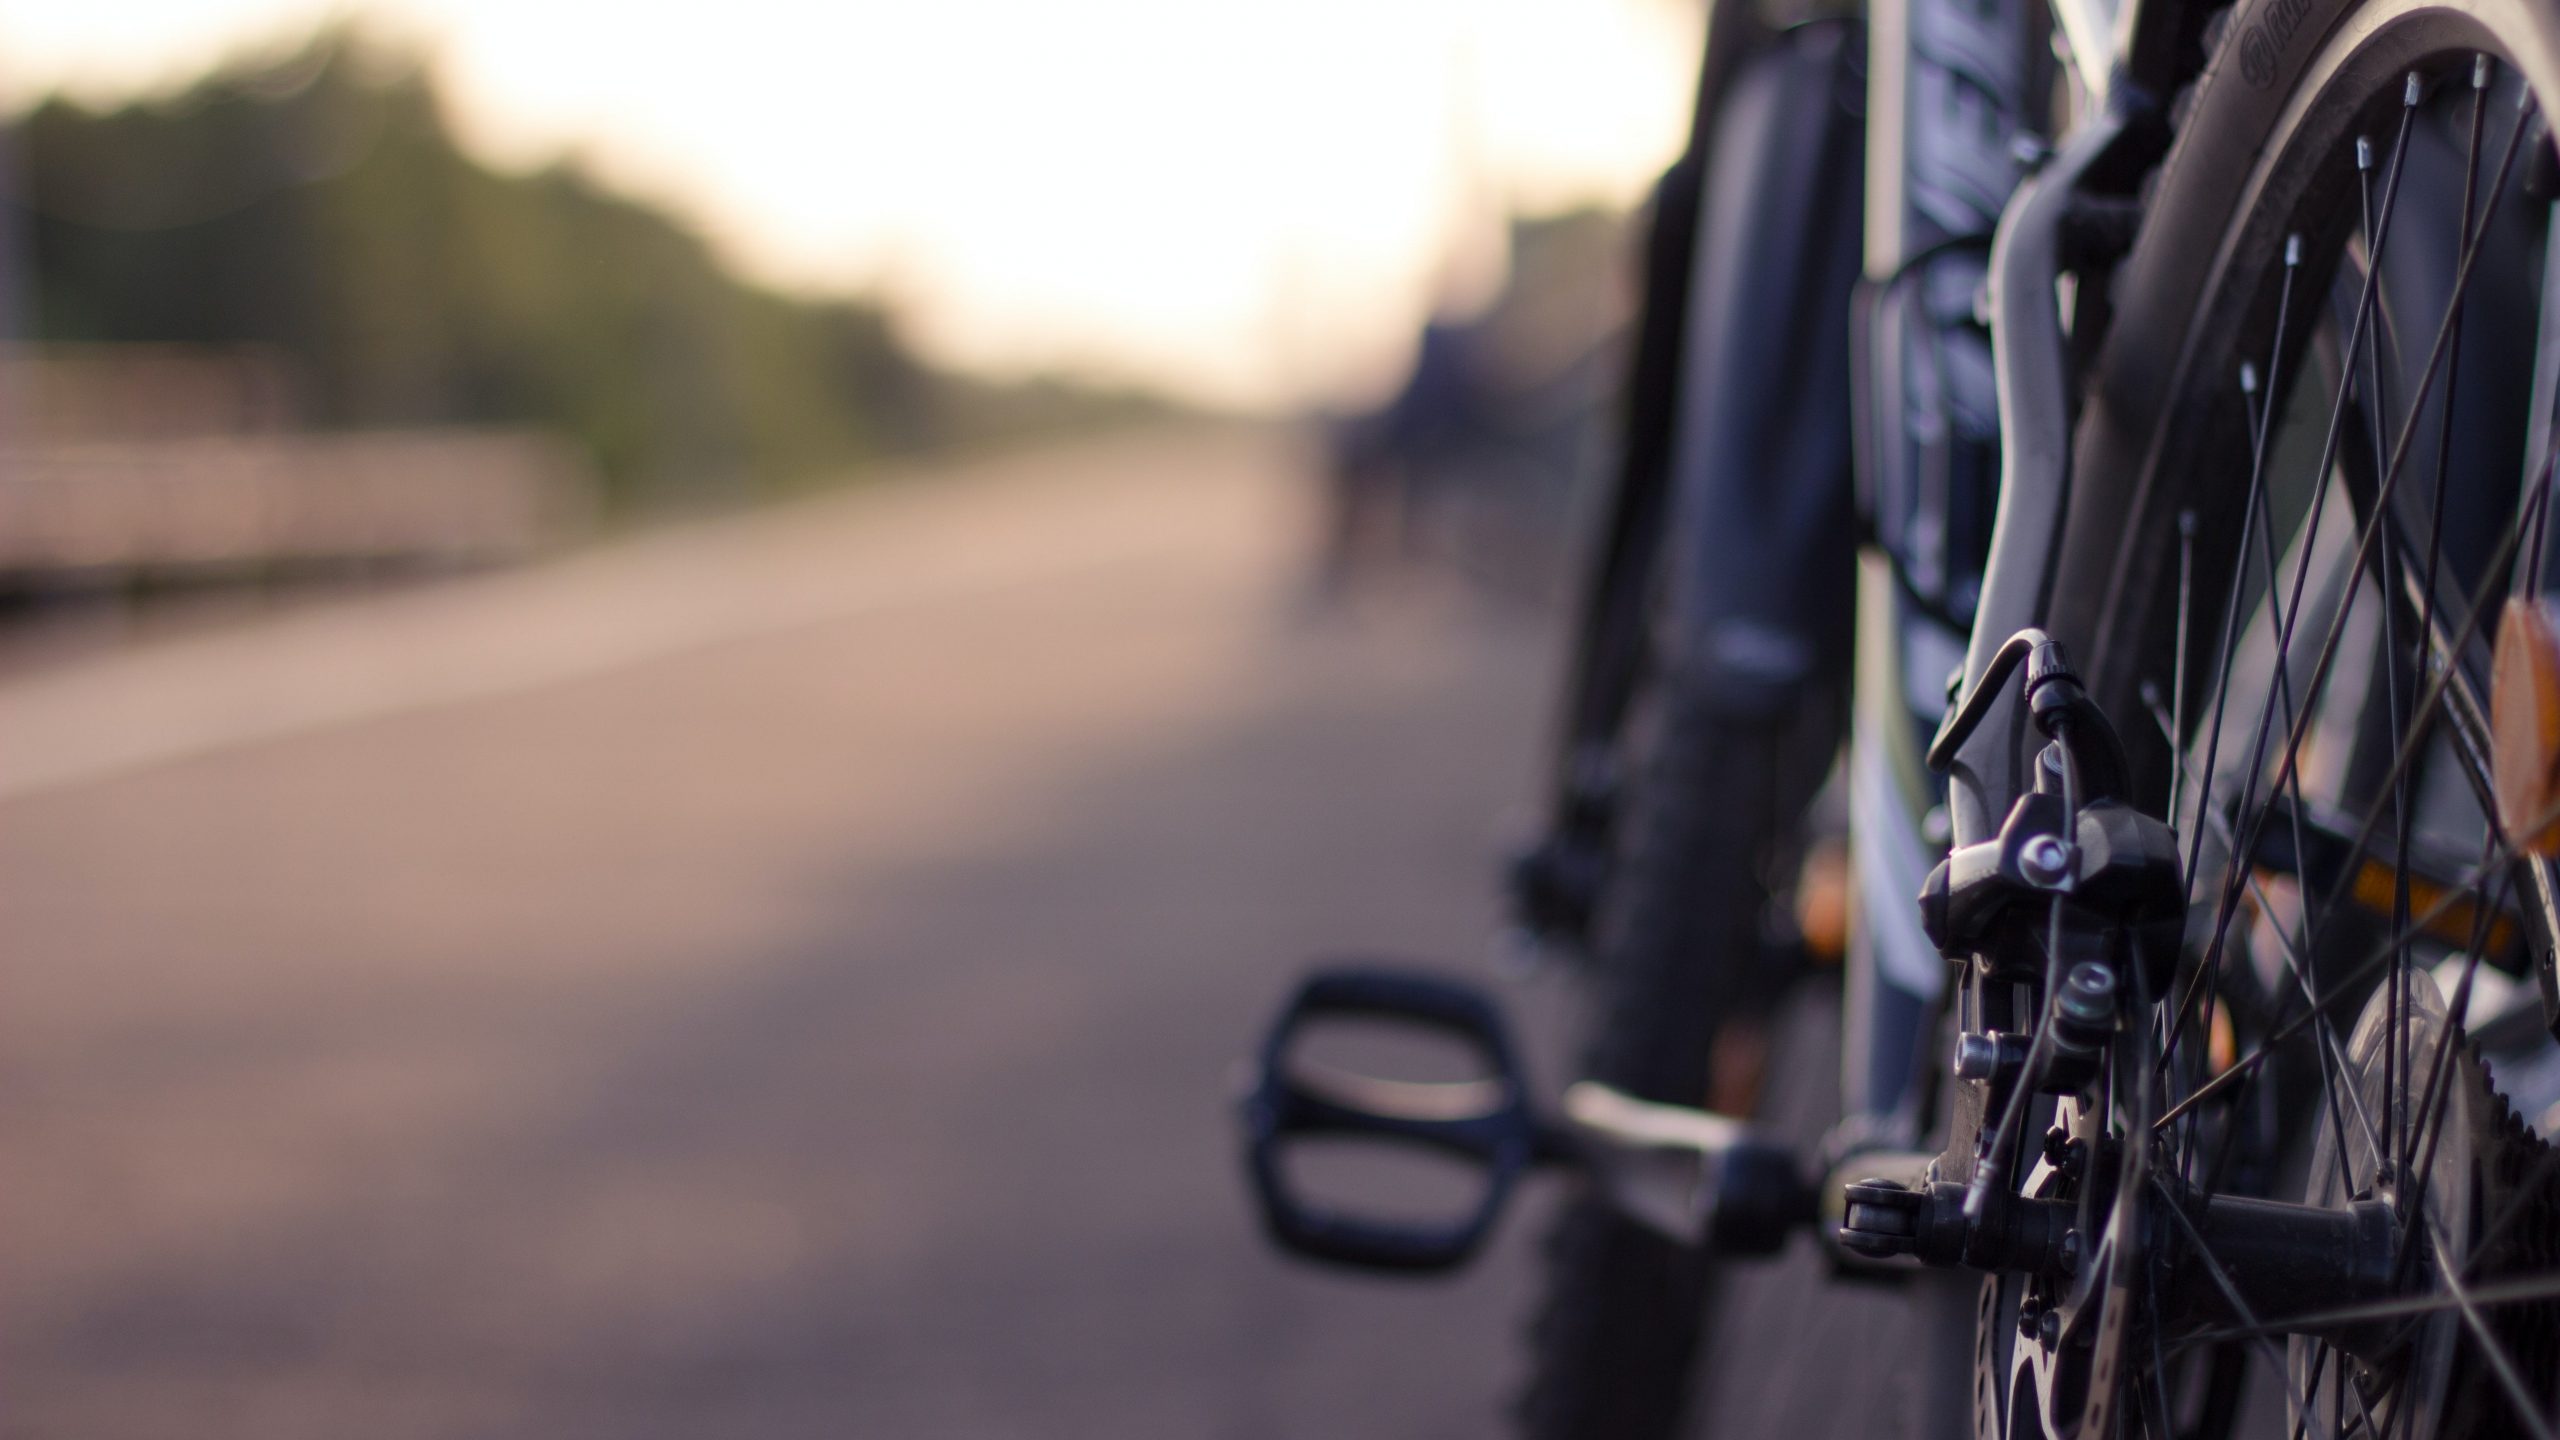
<box><xmin>1841</xmin><ymin>0</ymin><xmax>2048</xmax><ymax>1146</ymax></box>
<box><xmin>1849</xmin><ymin>0</ymin><xmax>2190</xmax><ymax>1160</ymax></box>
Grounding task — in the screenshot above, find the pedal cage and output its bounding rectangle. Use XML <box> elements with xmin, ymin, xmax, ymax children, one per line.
<box><xmin>1238</xmin><ymin>965</ymin><xmax>1544</xmax><ymax>1273</ymax></box>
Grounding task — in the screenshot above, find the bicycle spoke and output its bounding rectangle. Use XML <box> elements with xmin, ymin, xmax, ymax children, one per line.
<box><xmin>2342</xmin><ymin>1146</ymin><xmax>2560</xmax><ymax>1418</ymax></box>
<box><xmin>2414</xmin><ymin>1202</ymin><xmax>2560</xmax><ymax>1440</ymax></box>
<box><xmin>2357</xmin><ymin>123</ymin><xmax>2423</xmax><ymax>1177</ymax></box>
<box><xmin>2164</xmin><ymin>423</ymin><xmax>2560</xmax><ymax>1138</ymax></box>
<box><xmin>2398</xmin><ymin>54</ymin><xmax>2499</xmax><ymax>1178</ymax></box>
<box><xmin>2238</xmin><ymin>91</ymin><xmax>2537</xmax><ymax>873</ymax></box>
<box><xmin>2163</xmin><ymin>362</ymin><xmax>2293</xmax><ymax>1086</ymax></box>
<box><xmin>2421</xmin><ymin>56</ymin><xmax>2497</xmax><ymax>677</ymax></box>
<box><xmin>2179</xmin><ymin>105</ymin><xmax>2548</xmax><ymax>1124</ymax></box>
<box><xmin>2393</xmin><ymin>853</ymin><xmax>2517</xmax><ymax>1285</ymax></box>
<box><xmin>2178</xmin><ymin>1268</ymin><xmax>2560</xmax><ymax>1346</ymax></box>
<box><xmin>2237</xmin><ymin>455</ymin><xmax>2389</xmax><ymax>1186</ymax></box>
<box><xmin>2241</xmin><ymin>860</ymin><xmax>2392</xmax><ymax>1179</ymax></box>
<box><xmin>2168</xmin><ymin>143</ymin><xmax>2408</xmax><ymax>1088</ymax></box>
<box><xmin>2294</xmin><ymin>1343</ymin><xmax>2334</xmax><ymax>1440</ymax></box>
<box><xmin>2268</xmin><ymin>451</ymin><xmax>2554</xmax><ymax>982</ymax></box>
<box><xmin>2182</xmin><ymin>89</ymin><xmax>2430</xmax><ymax>1049</ymax></box>
<box><xmin>2157</xmin><ymin>786</ymin><xmax>2560</xmax><ymax>1132</ymax></box>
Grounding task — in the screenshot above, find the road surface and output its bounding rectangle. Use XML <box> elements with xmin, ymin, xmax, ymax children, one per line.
<box><xmin>0</xmin><ymin>427</ymin><xmax>1585</xmax><ymax>1439</ymax></box>
<box><xmin>0</xmin><ymin>424</ymin><xmax>1948</xmax><ymax>1440</ymax></box>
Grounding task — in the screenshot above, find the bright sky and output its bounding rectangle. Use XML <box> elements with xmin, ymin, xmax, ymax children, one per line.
<box><xmin>0</xmin><ymin>0</ymin><xmax>1701</xmax><ymax>408</ymax></box>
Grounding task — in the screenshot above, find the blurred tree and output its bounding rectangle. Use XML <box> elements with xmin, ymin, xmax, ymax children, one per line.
<box><xmin>12</xmin><ymin>29</ymin><xmax>1173</xmax><ymax>511</ymax></box>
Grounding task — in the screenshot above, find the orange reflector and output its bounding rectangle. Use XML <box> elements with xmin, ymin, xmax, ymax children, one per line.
<box><xmin>2348</xmin><ymin>859</ymin><xmax>2518</xmax><ymax>955</ymax></box>
<box><xmin>2493</xmin><ymin>595</ymin><xmax>2560</xmax><ymax>855</ymax></box>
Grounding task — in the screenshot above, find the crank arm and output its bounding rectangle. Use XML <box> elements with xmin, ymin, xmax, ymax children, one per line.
<box><xmin>1558</xmin><ymin>1081</ymin><xmax>1812</xmax><ymax>1254</ymax></box>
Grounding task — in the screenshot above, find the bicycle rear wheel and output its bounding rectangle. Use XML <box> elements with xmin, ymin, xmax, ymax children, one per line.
<box><xmin>2004</xmin><ymin>5</ymin><xmax>2560</xmax><ymax>1432</ymax></box>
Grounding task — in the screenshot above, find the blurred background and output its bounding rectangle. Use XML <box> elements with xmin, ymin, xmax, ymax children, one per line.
<box><xmin>0</xmin><ymin>3</ymin><xmax>1700</xmax><ymax>1435</ymax></box>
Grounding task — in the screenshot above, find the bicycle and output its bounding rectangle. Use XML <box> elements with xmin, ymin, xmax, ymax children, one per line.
<box><xmin>1239</xmin><ymin>0</ymin><xmax>2560</xmax><ymax>1432</ymax></box>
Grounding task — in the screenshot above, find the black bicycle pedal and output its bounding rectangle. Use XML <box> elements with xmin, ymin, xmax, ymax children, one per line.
<box><xmin>1238</xmin><ymin>964</ymin><xmax>1544</xmax><ymax>1274</ymax></box>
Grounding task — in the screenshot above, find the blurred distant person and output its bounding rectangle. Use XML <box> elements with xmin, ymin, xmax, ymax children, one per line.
<box><xmin>1312</xmin><ymin>212</ymin><xmax>1627</xmax><ymax>602</ymax></box>
<box><xmin>1317</xmin><ymin>318</ymin><xmax>1490</xmax><ymax>594</ymax></box>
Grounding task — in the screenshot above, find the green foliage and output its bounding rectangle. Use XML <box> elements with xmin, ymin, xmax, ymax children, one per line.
<box><xmin>14</xmin><ymin>30</ymin><xmax>1175</xmax><ymax>511</ymax></box>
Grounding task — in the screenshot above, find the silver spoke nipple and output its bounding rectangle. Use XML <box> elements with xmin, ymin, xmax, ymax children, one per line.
<box><xmin>2285</xmin><ymin>232</ymin><xmax>2303</xmax><ymax>267</ymax></box>
<box><xmin>2357</xmin><ymin>135</ymin><xmax>2375</xmax><ymax>171</ymax></box>
<box><xmin>2406</xmin><ymin>71</ymin><xmax>2424</xmax><ymax>106</ymax></box>
<box><xmin>2240</xmin><ymin>360</ymin><xmax>2260</xmax><ymax>394</ymax></box>
<box><xmin>2475</xmin><ymin>53</ymin><xmax>2494</xmax><ymax>89</ymax></box>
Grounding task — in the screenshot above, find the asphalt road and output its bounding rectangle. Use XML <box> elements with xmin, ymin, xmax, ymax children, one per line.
<box><xmin>0</xmin><ymin>427</ymin><xmax>1583</xmax><ymax>1439</ymax></box>
<box><xmin>0</xmin><ymin>424</ymin><xmax>1960</xmax><ymax>1440</ymax></box>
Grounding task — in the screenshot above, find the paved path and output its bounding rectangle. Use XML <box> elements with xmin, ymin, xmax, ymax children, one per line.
<box><xmin>0</xmin><ymin>424</ymin><xmax>1979</xmax><ymax>1440</ymax></box>
<box><xmin>0</xmin><ymin>426</ymin><xmax>1581</xmax><ymax>1440</ymax></box>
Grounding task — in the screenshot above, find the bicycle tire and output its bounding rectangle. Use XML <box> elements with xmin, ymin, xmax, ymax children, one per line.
<box><xmin>1516</xmin><ymin>664</ymin><xmax>1832</xmax><ymax>1440</ymax></box>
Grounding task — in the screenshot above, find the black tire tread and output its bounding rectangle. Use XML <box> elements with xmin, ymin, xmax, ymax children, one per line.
<box><xmin>1514</xmin><ymin>676</ymin><xmax>1809</xmax><ymax>1440</ymax></box>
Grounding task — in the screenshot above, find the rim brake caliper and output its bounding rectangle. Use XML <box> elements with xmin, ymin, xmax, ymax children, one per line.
<box><xmin>1837</xmin><ymin>631</ymin><xmax>2403</xmax><ymax>1356</ymax></box>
